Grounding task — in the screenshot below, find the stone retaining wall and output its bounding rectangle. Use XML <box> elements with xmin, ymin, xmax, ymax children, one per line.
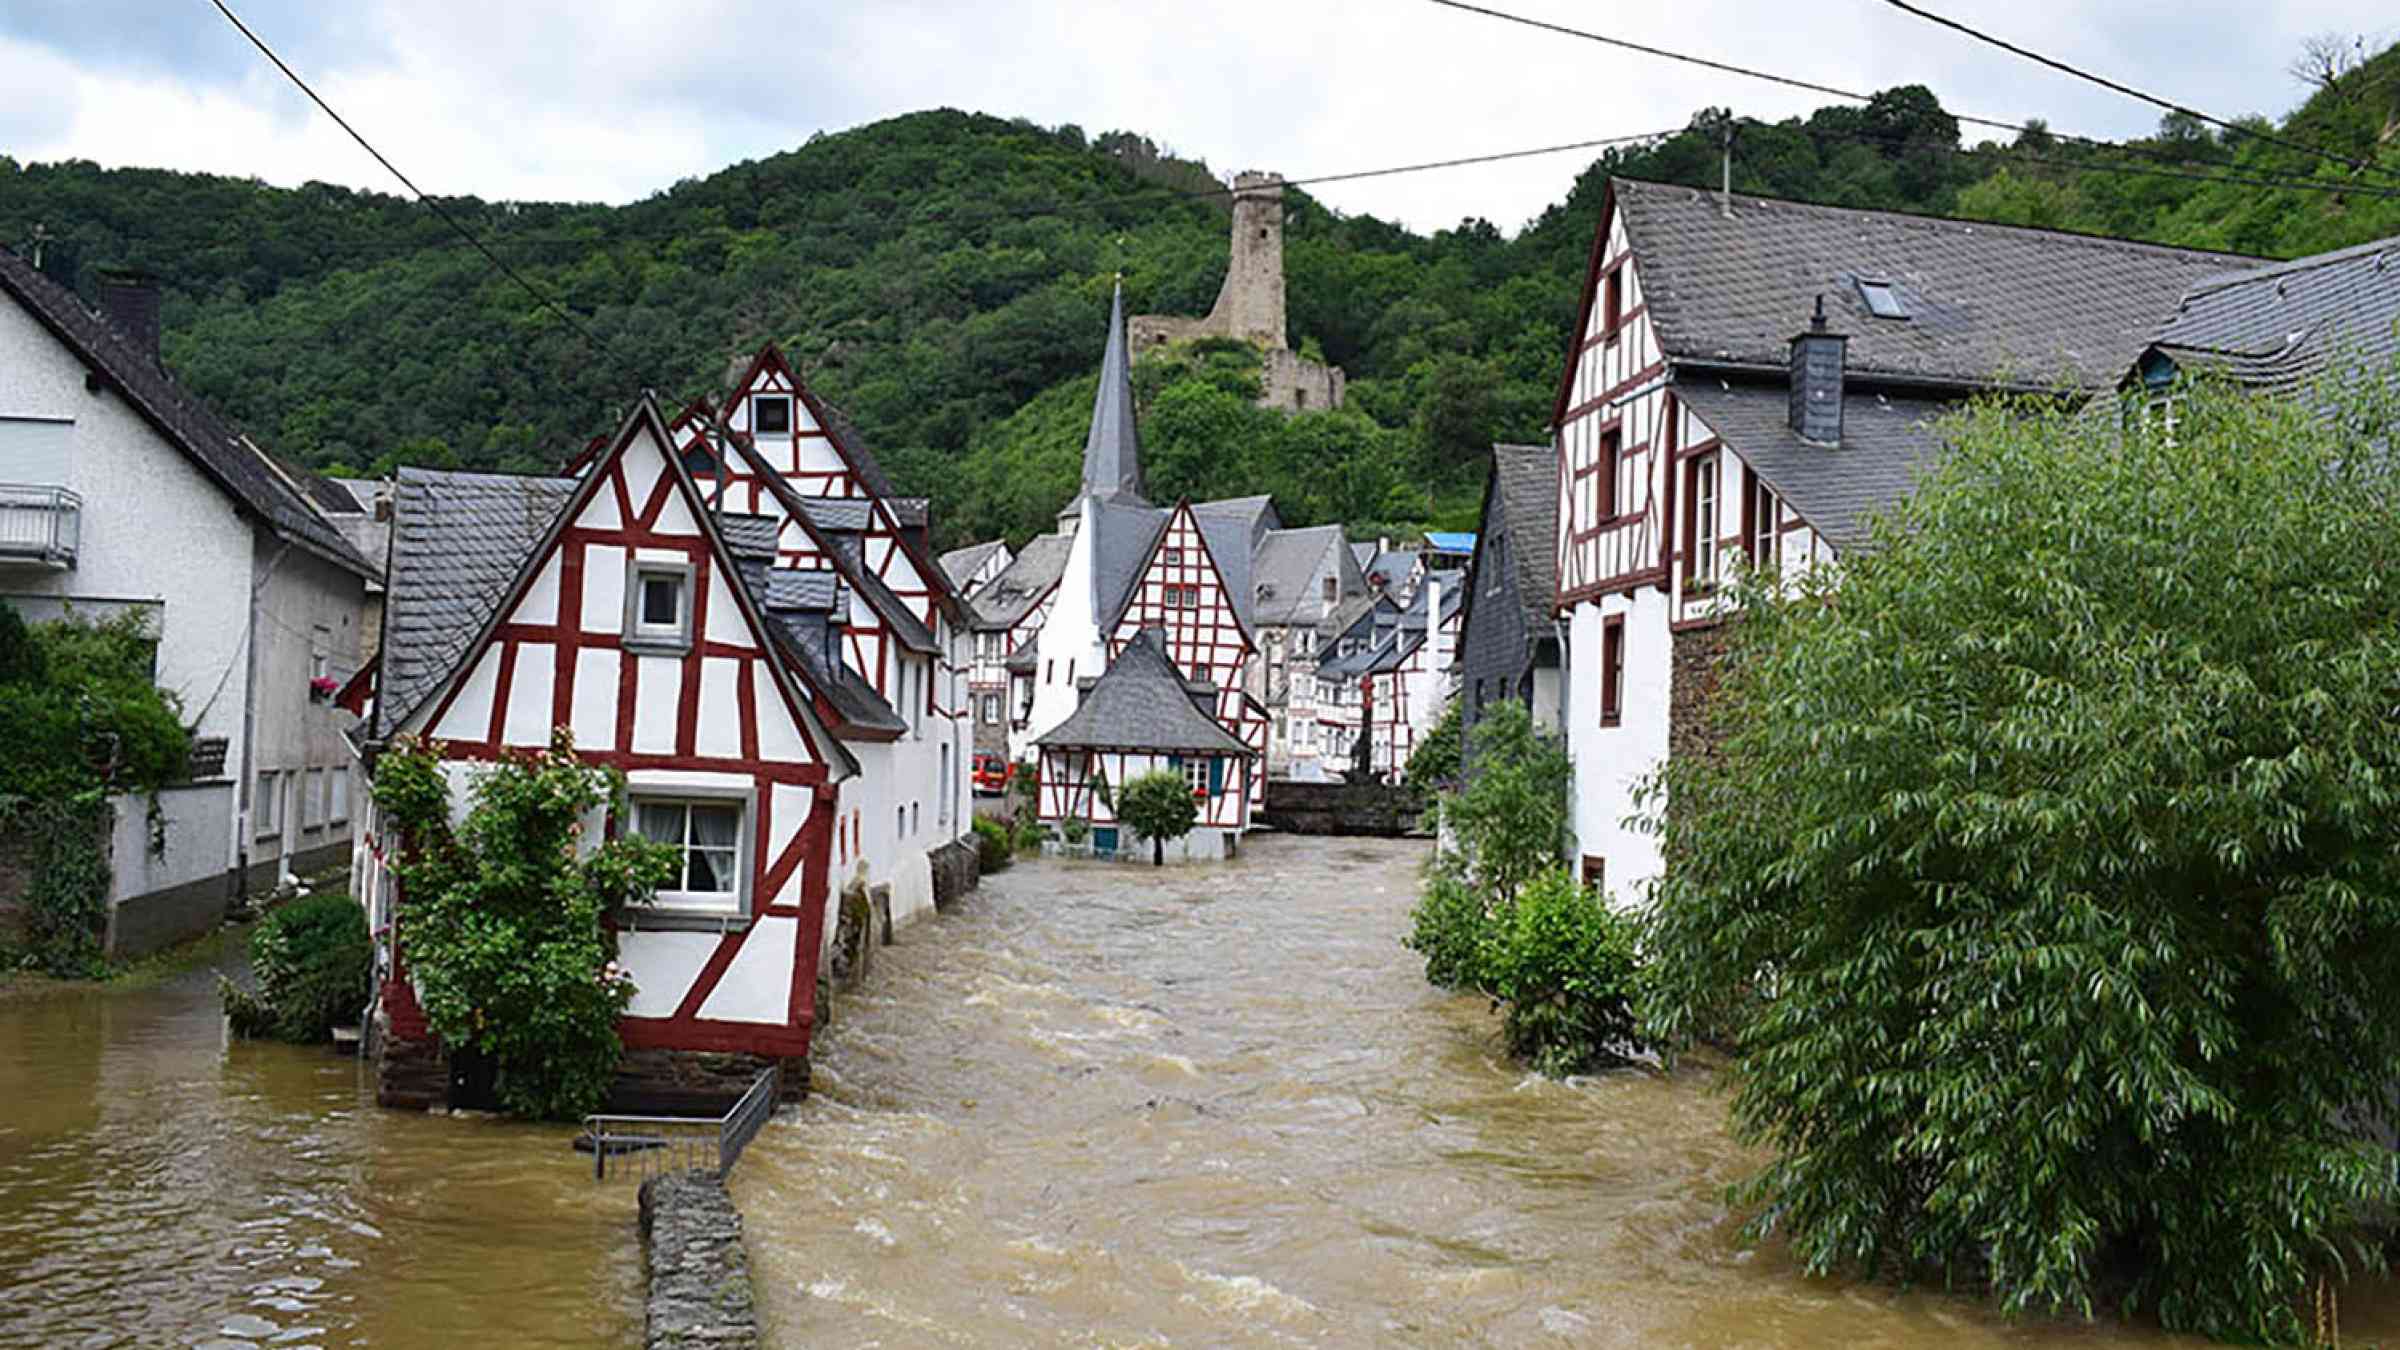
<box><xmin>638</xmin><ymin>1173</ymin><xmax>758</xmax><ymax>1350</ymax></box>
<box><xmin>928</xmin><ymin>836</ymin><xmax>980</xmax><ymax>913</ymax></box>
<box><xmin>1257</xmin><ymin>779</ymin><xmax>1426</xmax><ymax>836</ymax></box>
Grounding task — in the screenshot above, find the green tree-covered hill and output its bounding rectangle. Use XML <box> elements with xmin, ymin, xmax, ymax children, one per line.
<box><xmin>4</xmin><ymin>38</ymin><xmax>2397</xmax><ymax>550</ymax></box>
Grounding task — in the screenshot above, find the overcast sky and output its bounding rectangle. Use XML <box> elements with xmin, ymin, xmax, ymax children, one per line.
<box><xmin>3</xmin><ymin>1</ymin><xmax>2392</xmax><ymax>235</ymax></box>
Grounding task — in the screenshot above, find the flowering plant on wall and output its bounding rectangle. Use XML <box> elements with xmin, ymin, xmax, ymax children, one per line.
<box><xmin>308</xmin><ymin>675</ymin><xmax>339</xmax><ymax>702</ymax></box>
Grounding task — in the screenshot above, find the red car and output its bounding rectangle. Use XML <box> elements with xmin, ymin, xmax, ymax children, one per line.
<box><xmin>972</xmin><ymin>752</ymin><xmax>1014</xmax><ymax>796</ymax></box>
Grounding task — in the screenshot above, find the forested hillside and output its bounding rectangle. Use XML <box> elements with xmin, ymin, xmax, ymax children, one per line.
<box><xmin>4</xmin><ymin>36</ymin><xmax>2397</xmax><ymax>550</ymax></box>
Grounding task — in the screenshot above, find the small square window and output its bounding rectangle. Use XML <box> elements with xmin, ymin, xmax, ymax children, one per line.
<box><xmin>626</xmin><ymin>561</ymin><xmax>694</xmax><ymax>652</ymax></box>
<box><xmin>1858</xmin><ymin>279</ymin><xmax>1908</xmax><ymax>320</ymax></box>
<box><xmin>633</xmin><ymin>796</ymin><xmax>746</xmax><ymax>916</ymax></box>
<box><xmin>1164</xmin><ymin>548</ymin><xmax>1183</xmax><ymax>565</ymax></box>
<box><xmin>753</xmin><ymin>396</ymin><xmax>793</xmax><ymax>434</ymax></box>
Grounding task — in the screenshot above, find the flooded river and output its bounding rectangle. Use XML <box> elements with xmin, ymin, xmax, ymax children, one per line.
<box><xmin>0</xmin><ymin>956</ymin><xmax>638</xmax><ymax>1348</ymax></box>
<box><xmin>6</xmin><ymin>835</ymin><xmax>2396</xmax><ymax>1346</ymax></box>
<box><xmin>740</xmin><ymin>834</ymin><xmax>2400</xmax><ymax>1348</ymax></box>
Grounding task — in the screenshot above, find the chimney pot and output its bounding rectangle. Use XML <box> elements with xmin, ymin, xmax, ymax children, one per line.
<box><xmin>96</xmin><ymin>268</ymin><xmax>164</xmax><ymax>363</ymax></box>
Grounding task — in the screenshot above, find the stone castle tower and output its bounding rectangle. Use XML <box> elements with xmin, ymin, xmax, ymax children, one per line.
<box><xmin>1130</xmin><ymin>171</ymin><xmax>1345</xmax><ymax>413</ymax></box>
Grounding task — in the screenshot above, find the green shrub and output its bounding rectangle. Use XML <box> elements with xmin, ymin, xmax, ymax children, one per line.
<box><xmin>1483</xmin><ymin>868</ymin><xmax>1645</xmax><ymax>1075</ymax></box>
<box><xmin>1640</xmin><ymin>372</ymin><xmax>2400</xmax><ymax>1341</ymax></box>
<box><xmin>1117</xmin><ymin>769</ymin><xmax>1198</xmax><ymax>866</ymax></box>
<box><xmin>1404</xmin><ymin>866</ymin><xmax>1490</xmax><ymax>992</ymax></box>
<box><xmin>222</xmin><ymin>892</ymin><xmax>370</xmax><ymax>1043</ymax></box>
<box><xmin>971</xmin><ymin>815</ymin><xmax>1013</xmax><ymax>872</ymax></box>
<box><xmin>375</xmin><ymin>730</ymin><xmax>679</xmax><ymax>1120</ymax></box>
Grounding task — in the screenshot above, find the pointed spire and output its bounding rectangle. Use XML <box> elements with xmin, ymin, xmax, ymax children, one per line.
<box><xmin>1080</xmin><ymin>280</ymin><xmax>1145</xmax><ymax>506</ymax></box>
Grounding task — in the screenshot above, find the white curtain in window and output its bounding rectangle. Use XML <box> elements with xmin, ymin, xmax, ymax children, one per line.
<box><xmin>688</xmin><ymin>804</ymin><xmax>739</xmax><ymax>892</ymax></box>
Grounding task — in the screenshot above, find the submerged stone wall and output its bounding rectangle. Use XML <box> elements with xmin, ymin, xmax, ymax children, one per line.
<box><xmin>639</xmin><ymin>1173</ymin><xmax>758</xmax><ymax>1350</ymax></box>
<box><xmin>1257</xmin><ymin>780</ymin><xmax>1426</xmax><ymax>837</ymax></box>
<box><xmin>927</xmin><ymin>836</ymin><xmax>980</xmax><ymax>913</ymax></box>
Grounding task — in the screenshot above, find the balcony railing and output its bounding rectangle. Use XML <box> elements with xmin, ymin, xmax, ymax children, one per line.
<box><xmin>0</xmin><ymin>485</ymin><xmax>81</xmax><ymax>569</ymax></box>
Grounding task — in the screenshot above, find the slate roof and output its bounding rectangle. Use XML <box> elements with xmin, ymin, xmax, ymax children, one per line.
<box><xmin>1487</xmin><ymin>443</ymin><xmax>1559</xmax><ymax>631</ymax></box>
<box><xmin>2139</xmin><ymin>234</ymin><xmax>2400</xmax><ymax>390</ymax></box>
<box><xmin>0</xmin><ymin>246</ymin><xmax>379</xmax><ymax>580</ymax></box>
<box><xmin>799</xmin><ymin>498</ymin><xmax>875</xmax><ymax>533</ymax></box>
<box><xmin>1250</xmin><ymin>524</ymin><xmax>1348</xmax><ymax>627</ymax></box>
<box><xmin>939</xmin><ymin>539</ymin><xmax>1007</xmax><ymax>591</ymax></box>
<box><xmin>1611</xmin><ymin>177</ymin><xmax>2257</xmax><ymax>392</ymax></box>
<box><xmin>376</xmin><ymin>467</ymin><xmax>578</xmax><ymax>736</ymax></box>
<box><xmin>1671</xmin><ymin>379</ymin><xmax>1957</xmax><ymax>550</ymax></box>
<box><xmin>1091</xmin><ymin>497</ymin><xmax>1171</xmax><ymax>632</ymax></box>
<box><xmin>1034</xmin><ymin>629</ymin><xmax>1250</xmax><ymax>756</ymax></box>
<box><xmin>729</xmin><ymin>440</ymin><xmax>937</xmax><ymax>654</ymax></box>
<box><xmin>1363</xmin><ymin>549</ymin><xmax>1417</xmax><ymax>591</ymax></box>
<box><xmin>973</xmin><ymin>532</ymin><xmax>1071</xmax><ymax>630</ymax></box>
<box><xmin>735</xmin><ymin>558</ymin><xmax>905</xmax><ymax>737</ymax></box>
<box><xmin>1349</xmin><ymin>541</ymin><xmax>1376</xmax><ymax>571</ymax></box>
<box><xmin>808</xmin><ymin>395</ymin><xmax>901</xmax><ymax>501</ymax></box>
<box><xmin>716</xmin><ymin>512</ymin><xmax>781</xmax><ymax>561</ymax></box>
<box><xmin>1079</xmin><ymin>283</ymin><xmax>1147</xmax><ymax>506</ymax></box>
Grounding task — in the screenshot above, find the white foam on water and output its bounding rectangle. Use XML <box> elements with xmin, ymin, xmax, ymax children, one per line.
<box><xmin>853</xmin><ymin>1216</ymin><xmax>897</xmax><ymax>1248</ymax></box>
<box><xmin>1174</xmin><ymin>1264</ymin><xmax>1319</xmax><ymax>1320</ymax></box>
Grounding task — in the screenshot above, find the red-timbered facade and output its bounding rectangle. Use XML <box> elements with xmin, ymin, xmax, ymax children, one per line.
<box><xmin>363</xmin><ymin>399</ymin><xmax>852</xmax><ymax>1081</ymax></box>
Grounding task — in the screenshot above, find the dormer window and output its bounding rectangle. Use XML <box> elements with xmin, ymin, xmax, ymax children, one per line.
<box><xmin>1857</xmin><ymin>279</ymin><xmax>1908</xmax><ymax>320</ymax></box>
<box><xmin>626</xmin><ymin>559</ymin><xmax>693</xmax><ymax>653</ymax></box>
<box><xmin>752</xmin><ymin>396</ymin><xmax>792</xmax><ymax>435</ymax></box>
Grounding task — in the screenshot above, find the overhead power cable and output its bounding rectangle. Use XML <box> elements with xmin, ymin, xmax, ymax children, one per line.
<box><xmin>1874</xmin><ymin>0</ymin><xmax>2400</xmax><ymax>187</ymax></box>
<box><xmin>206</xmin><ymin>0</ymin><xmax>630</xmax><ymax>370</ymax></box>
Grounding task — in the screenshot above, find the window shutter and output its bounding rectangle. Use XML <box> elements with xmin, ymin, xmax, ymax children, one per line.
<box><xmin>1207</xmin><ymin>757</ymin><xmax>1224</xmax><ymax>795</ymax></box>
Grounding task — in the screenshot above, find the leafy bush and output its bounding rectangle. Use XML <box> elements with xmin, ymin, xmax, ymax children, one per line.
<box><xmin>1116</xmin><ymin>769</ymin><xmax>1197</xmax><ymax>866</ymax></box>
<box><xmin>1640</xmin><ymin>373</ymin><xmax>2400</xmax><ymax>1341</ymax></box>
<box><xmin>971</xmin><ymin>815</ymin><xmax>1013</xmax><ymax>872</ymax></box>
<box><xmin>1483</xmin><ymin>868</ymin><xmax>1646</xmax><ymax>1075</ymax></box>
<box><xmin>0</xmin><ymin>605</ymin><xmax>192</xmax><ymax>976</ymax></box>
<box><xmin>1405</xmin><ymin>866</ymin><xmax>1490</xmax><ymax>992</ymax></box>
<box><xmin>1434</xmin><ymin>700</ymin><xmax>1569</xmax><ymax>908</ymax></box>
<box><xmin>222</xmin><ymin>892</ymin><xmax>370</xmax><ymax>1042</ymax></box>
<box><xmin>374</xmin><ymin>730</ymin><xmax>679</xmax><ymax>1120</ymax></box>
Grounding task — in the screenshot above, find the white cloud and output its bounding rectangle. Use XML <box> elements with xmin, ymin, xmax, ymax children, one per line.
<box><xmin>5</xmin><ymin>1</ymin><xmax>2394</xmax><ymax>231</ymax></box>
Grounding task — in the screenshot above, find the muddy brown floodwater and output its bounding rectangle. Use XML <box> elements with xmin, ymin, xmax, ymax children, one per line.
<box><xmin>739</xmin><ymin>834</ymin><xmax>2400</xmax><ymax>1348</ymax></box>
<box><xmin>0</xmin><ymin>960</ymin><xmax>639</xmax><ymax>1348</ymax></box>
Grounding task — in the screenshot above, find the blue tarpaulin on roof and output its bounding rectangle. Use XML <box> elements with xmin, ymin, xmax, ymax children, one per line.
<box><xmin>1423</xmin><ymin>531</ymin><xmax>1476</xmax><ymax>555</ymax></box>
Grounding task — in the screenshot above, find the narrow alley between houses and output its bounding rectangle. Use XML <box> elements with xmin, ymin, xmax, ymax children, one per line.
<box><xmin>737</xmin><ymin>836</ymin><xmax>2349</xmax><ymax>1348</ymax></box>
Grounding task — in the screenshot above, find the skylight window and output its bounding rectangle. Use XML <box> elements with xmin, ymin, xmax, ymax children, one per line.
<box><xmin>1858</xmin><ymin>279</ymin><xmax>1909</xmax><ymax>320</ymax></box>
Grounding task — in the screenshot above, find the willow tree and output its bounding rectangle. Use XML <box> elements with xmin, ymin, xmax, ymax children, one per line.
<box><xmin>1640</xmin><ymin>370</ymin><xmax>2400</xmax><ymax>1341</ymax></box>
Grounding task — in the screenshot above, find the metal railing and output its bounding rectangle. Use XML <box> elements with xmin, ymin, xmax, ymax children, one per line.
<box><xmin>580</xmin><ymin>1063</ymin><xmax>781</xmax><ymax>1183</ymax></box>
<box><xmin>0</xmin><ymin>484</ymin><xmax>81</xmax><ymax>568</ymax></box>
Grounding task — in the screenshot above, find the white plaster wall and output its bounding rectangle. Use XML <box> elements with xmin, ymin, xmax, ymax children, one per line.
<box><xmin>1024</xmin><ymin>498</ymin><xmax>1103</xmax><ymax>749</ymax></box>
<box><xmin>1566</xmin><ymin>587</ymin><xmax>1671</xmax><ymax>908</ymax></box>
<box><xmin>248</xmin><ymin>541</ymin><xmax>372</xmax><ymax>873</ymax></box>
<box><xmin>106</xmin><ymin>781</ymin><xmax>234</xmax><ymax>902</ymax></box>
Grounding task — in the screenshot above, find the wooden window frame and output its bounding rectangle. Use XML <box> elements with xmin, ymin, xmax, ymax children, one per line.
<box><xmin>1602</xmin><ymin>267</ymin><xmax>1624</xmax><ymax>339</ymax></box>
<box><xmin>1600</xmin><ymin>614</ymin><xmax>1625</xmax><ymax>727</ymax></box>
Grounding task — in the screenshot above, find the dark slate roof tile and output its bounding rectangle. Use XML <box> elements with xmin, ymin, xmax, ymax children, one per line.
<box><xmin>2141</xmin><ymin>233</ymin><xmax>2400</xmax><ymax>390</ymax></box>
<box><xmin>1250</xmin><ymin>524</ymin><xmax>1347</xmax><ymax>627</ymax></box>
<box><xmin>1670</xmin><ymin>379</ymin><xmax>1953</xmax><ymax>550</ymax></box>
<box><xmin>377</xmin><ymin>467</ymin><xmax>578</xmax><ymax>736</ymax></box>
<box><xmin>1614</xmin><ymin>177</ymin><xmax>2258</xmax><ymax>390</ymax></box>
<box><xmin>973</xmin><ymin>532</ymin><xmax>1071</xmax><ymax>630</ymax></box>
<box><xmin>1489</xmin><ymin>443</ymin><xmax>1559</xmax><ymax>629</ymax></box>
<box><xmin>1034</xmin><ymin>629</ymin><xmax>1250</xmax><ymax>756</ymax></box>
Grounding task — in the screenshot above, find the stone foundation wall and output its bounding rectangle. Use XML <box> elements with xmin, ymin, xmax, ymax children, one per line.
<box><xmin>927</xmin><ymin>836</ymin><xmax>980</xmax><ymax>913</ymax></box>
<box><xmin>370</xmin><ymin>1006</ymin><xmax>449</xmax><ymax>1110</ymax></box>
<box><xmin>639</xmin><ymin>1173</ymin><xmax>758</xmax><ymax>1350</ymax></box>
<box><xmin>1257</xmin><ymin>779</ymin><xmax>1426</xmax><ymax>836</ymax></box>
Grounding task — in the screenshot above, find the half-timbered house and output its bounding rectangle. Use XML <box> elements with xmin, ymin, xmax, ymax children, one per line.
<box><xmin>1034</xmin><ymin>628</ymin><xmax>1255</xmax><ymax>861</ymax></box>
<box><xmin>1551</xmin><ymin>178</ymin><xmax>2254</xmax><ymax>901</ymax></box>
<box><xmin>356</xmin><ymin>399</ymin><xmax>859</xmax><ymax>1107</ymax></box>
<box><xmin>940</xmin><ymin>539</ymin><xmax>1012</xmax><ymax>600</ymax></box>
<box><xmin>968</xmin><ymin>532</ymin><xmax>1068</xmax><ymax>755</ymax></box>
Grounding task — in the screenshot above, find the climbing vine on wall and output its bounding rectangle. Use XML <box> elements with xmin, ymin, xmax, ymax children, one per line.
<box><xmin>0</xmin><ymin>602</ymin><xmax>191</xmax><ymax>977</ymax></box>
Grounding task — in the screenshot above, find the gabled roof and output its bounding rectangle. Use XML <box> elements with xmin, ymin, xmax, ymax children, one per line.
<box><xmin>973</xmin><ymin>532</ymin><xmax>1071</xmax><ymax>631</ymax></box>
<box><xmin>1091</xmin><ymin>496</ymin><xmax>1172</xmax><ymax>632</ymax></box>
<box><xmin>1079</xmin><ymin>283</ymin><xmax>1147</xmax><ymax>507</ymax></box>
<box><xmin>1363</xmin><ymin>548</ymin><xmax>1418</xmax><ymax>591</ymax></box>
<box><xmin>1482</xmin><ymin>443</ymin><xmax>1559</xmax><ymax>631</ymax></box>
<box><xmin>375</xmin><ymin>399</ymin><xmax>857</xmax><ymax>778</ymax></box>
<box><xmin>1250</xmin><ymin>524</ymin><xmax>1349</xmax><ymax>627</ymax></box>
<box><xmin>0</xmin><ymin>247</ymin><xmax>379</xmax><ymax>580</ymax></box>
<box><xmin>1349</xmin><ymin>540</ymin><xmax>1376</xmax><ymax>571</ymax></box>
<box><xmin>939</xmin><ymin>539</ymin><xmax>1007</xmax><ymax>591</ymax></box>
<box><xmin>2136</xmin><ymin>234</ymin><xmax>2400</xmax><ymax>392</ymax></box>
<box><xmin>1034</xmin><ymin>629</ymin><xmax>1250</xmax><ymax>756</ymax></box>
<box><xmin>732</xmin><ymin>557</ymin><xmax>906</xmax><ymax>739</ymax></box>
<box><xmin>1603</xmin><ymin>177</ymin><xmax>2257</xmax><ymax>397</ymax></box>
<box><xmin>375</xmin><ymin>467</ymin><xmax>578</xmax><ymax>737</ymax></box>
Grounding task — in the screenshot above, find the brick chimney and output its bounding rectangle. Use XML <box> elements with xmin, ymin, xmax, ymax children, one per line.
<box><xmin>96</xmin><ymin>268</ymin><xmax>163</xmax><ymax>363</ymax></box>
<box><xmin>1788</xmin><ymin>294</ymin><xmax>1847</xmax><ymax>446</ymax></box>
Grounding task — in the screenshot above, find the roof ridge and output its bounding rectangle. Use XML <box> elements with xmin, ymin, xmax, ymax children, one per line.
<box><xmin>1611</xmin><ymin>175</ymin><xmax>2262</xmax><ymax>266</ymax></box>
<box><xmin>2179</xmin><ymin>233</ymin><xmax>2400</xmax><ymax>300</ymax></box>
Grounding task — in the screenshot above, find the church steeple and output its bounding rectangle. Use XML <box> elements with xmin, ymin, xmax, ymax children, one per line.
<box><xmin>1080</xmin><ymin>281</ymin><xmax>1145</xmax><ymax>506</ymax></box>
